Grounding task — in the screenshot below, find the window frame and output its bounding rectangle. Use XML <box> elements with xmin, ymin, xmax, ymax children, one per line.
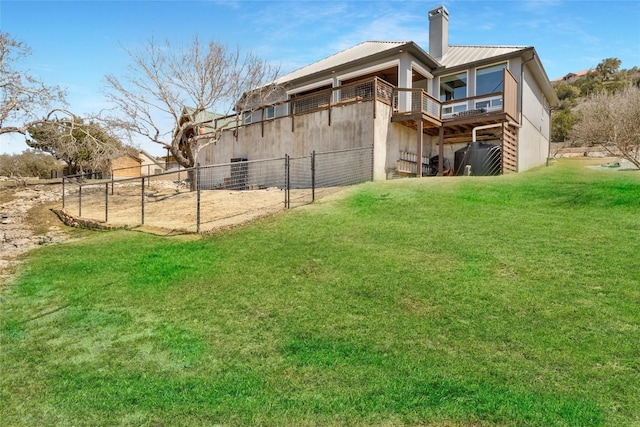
<box><xmin>475</xmin><ymin>61</ymin><xmax>508</xmax><ymax>97</ymax></box>
<box><xmin>439</xmin><ymin>71</ymin><xmax>468</xmax><ymax>102</ymax></box>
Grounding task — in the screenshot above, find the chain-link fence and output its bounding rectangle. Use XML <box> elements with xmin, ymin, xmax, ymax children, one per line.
<box><xmin>61</xmin><ymin>146</ymin><xmax>373</xmax><ymax>233</ymax></box>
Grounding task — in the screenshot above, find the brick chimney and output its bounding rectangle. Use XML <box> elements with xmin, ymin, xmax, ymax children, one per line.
<box><xmin>429</xmin><ymin>5</ymin><xmax>449</xmax><ymax>59</ymax></box>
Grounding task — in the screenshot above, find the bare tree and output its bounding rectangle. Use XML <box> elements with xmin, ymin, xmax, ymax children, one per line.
<box><xmin>0</xmin><ymin>32</ymin><xmax>66</xmax><ymax>136</ymax></box>
<box><xmin>26</xmin><ymin>109</ymin><xmax>127</xmax><ymax>175</ymax></box>
<box><xmin>570</xmin><ymin>85</ymin><xmax>640</xmax><ymax>168</ymax></box>
<box><xmin>104</xmin><ymin>37</ymin><xmax>281</xmax><ymax>173</ymax></box>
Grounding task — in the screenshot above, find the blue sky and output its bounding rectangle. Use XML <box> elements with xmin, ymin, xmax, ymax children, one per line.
<box><xmin>1</xmin><ymin>0</ymin><xmax>639</xmax><ymax>156</ymax></box>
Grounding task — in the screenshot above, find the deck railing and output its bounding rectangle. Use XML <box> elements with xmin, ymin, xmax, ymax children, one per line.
<box><xmin>393</xmin><ymin>88</ymin><xmax>441</xmax><ymax>119</ymax></box>
<box><xmin>209</xmin><ymin>71</ymin><xmax>519</xmax><ymax>132</ymax></box>
<box><xmin>441</xmin><ymin>68</ymin><xmax>518</xmax><ymax>121</ymax></box>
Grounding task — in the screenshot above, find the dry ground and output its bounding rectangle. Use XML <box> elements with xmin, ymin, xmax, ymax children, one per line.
<box><xmin>64</xmin><ymin>180</ymin><xmax>342</xmax><ymax>234</ymax></box>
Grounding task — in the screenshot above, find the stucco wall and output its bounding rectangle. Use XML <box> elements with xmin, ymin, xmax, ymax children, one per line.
<box><xmin>518</xmin><ymin>119</ymin><xmax>549</xmax><ymax>172</ymax></box>
<box><xmin>198</xmin><ymin>101</ymin><xmax>384</xmax><ymax>188</ymax></box>
<box><xmin>519</xmin><ymin>66</ymin><xmax>551</xmax><ymax>171</ymax></box>
<box><xmin>200</xmin><ymin>101</ymin><xmax>377</xmax><ymax>165</ymax></box>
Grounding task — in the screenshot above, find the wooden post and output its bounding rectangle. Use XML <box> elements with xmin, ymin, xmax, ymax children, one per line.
<box><xmin>416</xmin><ymin>119</ymin><xmax>423</xmax><ymax>177</ymax></box>
<box><xmin>373</xmin><ymin>78</ymin><xmax>377</xmax><ymax>119</ymax></box>
<box><xmin>291</xmin><ymin>100</ymin><xmax>295</xmax><ymax>132</ymax></box>
<box><xmin>438</xmin><ymin>126</ymin><xmax>445</xmax><ymax>175</ymax></box>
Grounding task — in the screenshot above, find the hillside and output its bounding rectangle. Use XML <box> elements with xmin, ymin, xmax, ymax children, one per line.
<box><xmin>552</xmin><ymin>58</ymin><xmax>640</xmax><ymax>143</ymax></box>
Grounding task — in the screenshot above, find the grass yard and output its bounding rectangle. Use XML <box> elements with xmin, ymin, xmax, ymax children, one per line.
<box><xmin>1</xmin><ymin>158</ymin><xmax>639</xmax><ymax>426</ymax></box>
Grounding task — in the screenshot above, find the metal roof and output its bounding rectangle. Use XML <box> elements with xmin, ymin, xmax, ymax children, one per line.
<box><xmin>437</xmin><ymin>45</ymin><xmax>530</xmax><ymax>69</ymax></box>
<box><xmin>264</xmin><ymin>40</ymin><xmax>557</xmax><ymax>106</ymax></box>
<box><xmin>275</xmin><ymin>41</ymin><xmax>410</xmax><ymax>85</ymax></box>
<box><xmin>275</xmin><ymin>42</ymin><xmax>532</xmax><ymax>84</ymax></box>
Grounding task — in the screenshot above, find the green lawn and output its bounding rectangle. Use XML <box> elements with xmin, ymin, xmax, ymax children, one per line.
<box><xmin>1</xmin><ymin>158</ymin><xmax>639</xmax><ymax>426</ymax></box>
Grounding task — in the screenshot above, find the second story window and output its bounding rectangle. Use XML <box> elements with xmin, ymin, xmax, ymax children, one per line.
<box><xmin>476</xmin><ymin>63</ymin><xmax>507</xmax><ymax>96</ymax></box>
<box><xmin>265</xmin><ymin>106</ymin><xmax>275</xmax><ymax>119</ymax></box>
<box><xmin>439</xmin><ymin>72</ymin><xmax>467</xmax><ymax>101</ymax></box>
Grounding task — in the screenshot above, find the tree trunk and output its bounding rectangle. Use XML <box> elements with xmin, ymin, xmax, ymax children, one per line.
<box><xmin>187</xmin><ymin>168</ymin><xmax>197</xmax><ymax>192</ymax></box>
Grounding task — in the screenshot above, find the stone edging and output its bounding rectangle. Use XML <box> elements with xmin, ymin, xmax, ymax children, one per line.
<box><xmin>50</xmin><ymin>209</ymin><xmax>128</xmax><ymax>231</ymax></box>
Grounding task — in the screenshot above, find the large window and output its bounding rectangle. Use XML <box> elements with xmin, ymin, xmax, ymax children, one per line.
<box><xmin>476</xmin><ymin>63</ymin><xmax>507</xmax><ymax>96</ymax></box>
<box><xmin>439</xmin><ymin>72</ymin><xmax>467</xmax><ymax>101</ymax></box>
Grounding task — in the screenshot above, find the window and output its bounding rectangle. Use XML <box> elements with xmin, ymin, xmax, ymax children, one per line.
<box><xmin>476</xmin><ymin>63</ymin><xmax>507</xmax><ymax>96</ymax></box>
<box><xmin>242</xmin><ymin>111</ymin><xmax>252</xmax><ymax>125</ymax></box>
<box><xmin>439</xmin><ymin>72</ymin><xmax>467</xmax><ymax>101</ymax></box>
<box><xmin>265</xmin><ymin>106</ymin><xmax>275</xmax><ymax>119</ymax></box>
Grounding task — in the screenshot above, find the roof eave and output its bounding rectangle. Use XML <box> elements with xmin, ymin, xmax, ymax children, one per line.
<box><xmin>525</xmin><ymin>48</ymin><xmax>560</xmax><ymax>107</ymax></box>
<box><xmin>433</xmin><ymin>46</ymin><xmax>531</xmax><ymax>75</ymax></box>
<box><xmin>433</xmin><ymin>46</ymin><xmax>559</xmax><ymax>107</ymax></box>
<box><xmin>278</xmin><ymin>41</ymin><xmax>441</xmax><ymax>88</ymax></box>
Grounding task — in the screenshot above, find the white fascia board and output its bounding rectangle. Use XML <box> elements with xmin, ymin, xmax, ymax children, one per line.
<box><xmin>286</xmin><ymin>78</ymin><xmax>335</xmax><ymax>96</ymax></box>
<box><xmin>411</xmin><ymin>61</ymin><xmax>434</xmax><ymax>79</ymax></box>
<box><xmin>336</xmin><ymin>59</ymin><xmax>400</xmax><ymax>84</ymax></box>
<box><xmin>475</xmin><ymin>59</ymin><xmax>510</xmax><ymax>73</ymax></box>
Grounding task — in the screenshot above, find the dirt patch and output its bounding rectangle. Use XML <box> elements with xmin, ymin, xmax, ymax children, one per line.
<box><xmin>0</xmin><ymin>178</ymin><xmax>350</xmax><ymax>287</ymax></box>
<box><xmin>62</xmin><ymin>180</ymin><xmax>342</xmax><ymax>233</ymax></box>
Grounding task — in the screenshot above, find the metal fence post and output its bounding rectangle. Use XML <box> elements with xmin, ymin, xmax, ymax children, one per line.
<box><xmin>105</xmin><ymin>182</ymin><xmax>109</xmax><ymax>223</ymax></box>
<box><xmin>61</xmin><ymin>178</ymin><xmax>65</xmax><ymax>209</ymax></box>
<box><xmin>141</xmin><ymin>176</ymin><xmax>145</xmax><ymax>225</ymax></box>
<box><xmin>196</xmin><ymin>164</ymin><xmax>201</xmax><ymax>233</ymax></box>
<box><xmin>284</xmin><ymin>155</ymin><xmax>290</xmax><ymax>209</ymax></box>
<box><xmin>111</xmin><ymin>173</ymin><xmax>114</xmax><ymax>195</ymax></box>
<box><xmin>370</xmin><ymin>145</ymin><xmax>374</xmax><ymax>182</ymax></box>
<box><xmin>78</xmin><ymin>184</ymin><xmax>82</xmax><ymax>217</ymax></box>
<box><xmin>311</xmin><ymin>150</ymin><xmax>316</xmax><ymax>203</ymax></box>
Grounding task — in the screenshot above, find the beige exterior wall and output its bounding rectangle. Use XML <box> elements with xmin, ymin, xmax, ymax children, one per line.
<box><xmin>111</xmin><ymin>156</ymin><xmax>141</xmax><ymax>178</ymax></box>
<box><xmin>199</xmin><ymin>76</ymin><xmax>553</xmax><ymax>180</ymax></box>
<box><xmin>138</xmin><ymin>152</ymin><xmax>164</xmax><ymax>176</ymax></box>
<box><xmin>200</xmin><ymin>101</ymin><xmax>378</xmax><ymax>166</ymax></box>
<box><xmin>519</xmin><ymin>66</ymin><xmax>551</xmax><ymax>172</ymax></box>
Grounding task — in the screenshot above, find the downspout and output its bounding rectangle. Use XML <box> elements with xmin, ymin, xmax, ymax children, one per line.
<box><xmin>520</xmin><ymin>52</ymin><xmax>536</xmax><ymax>126</ymax></box>
<box><xmin>472</xmin><ymin>123</ymin><xmax>503</xmax><ymax>143</ymax></box>
<box><xmin>470</xmin><ymin>120</ymin><xmax>521</xmax><ymax>176</ymax></box>
<box><xmin>470</xmin><ymin>54</ymin><xmax>532</xmax><ymax>146</ymax></box>
<box><xmin>472</xmin><ymin>121</ymin><xmax>521</xmax><ymax>142</ymax></box>
<box><xmin>548</xmin><ymin>105</ymin><xmax>557</xmax><ymax>166</ymax></box>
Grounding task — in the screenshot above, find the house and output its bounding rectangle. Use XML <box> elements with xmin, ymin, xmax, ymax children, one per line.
<box><xmin>109</xmin><ymin>151</ymin><xmax>168</xmax><ymax>178</ymax></box>
<box><xmin>110</xmin><ymin>153</ymin><xmax>142</xmax><ymax>178</ymax></box>
<box><xmin>198</xmin><ymin>5</ymin><xmax>559</xmax><ymax>179</ymax></box>
<box><xmin>137</xmin><ymin>150</ymin><xmax>165</xmax><ymax>176</ymax></box>
<box><xmin>553</xmin><ymin>69</ymin><xmax>592</xmax><ymax>84</ymax></box>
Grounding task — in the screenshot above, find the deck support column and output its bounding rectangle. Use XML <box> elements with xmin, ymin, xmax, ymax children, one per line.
<box><xmin>438</xmin><ymin>126</ymin><xmax>444</xmax><ymax>175</ymax></box>
<box><xmin>416</xmin><ymin>119</ymin><xmax>423</xmax><ymax>177</ymax></box>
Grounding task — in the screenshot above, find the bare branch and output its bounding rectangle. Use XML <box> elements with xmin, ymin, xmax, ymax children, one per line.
<box><xmin>0</xmin><ymin>32</ymin><xmax>67</xmax><ymax>136</ymax></box>
<box><xmin>103</xmin><ymin>36</ymin><xmax>281</xmax><ymax>172</ymax></box>
<box><xmin>570</xmin><ymin>85</ymin><xmax>640</xmax><ymax>168</ymax></box>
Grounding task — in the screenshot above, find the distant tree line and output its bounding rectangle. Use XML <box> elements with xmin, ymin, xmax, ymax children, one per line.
<box><xmin>0</xmin><ymin>150</ymin><xmax>61</xmax><ymax>179</ymax></box>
